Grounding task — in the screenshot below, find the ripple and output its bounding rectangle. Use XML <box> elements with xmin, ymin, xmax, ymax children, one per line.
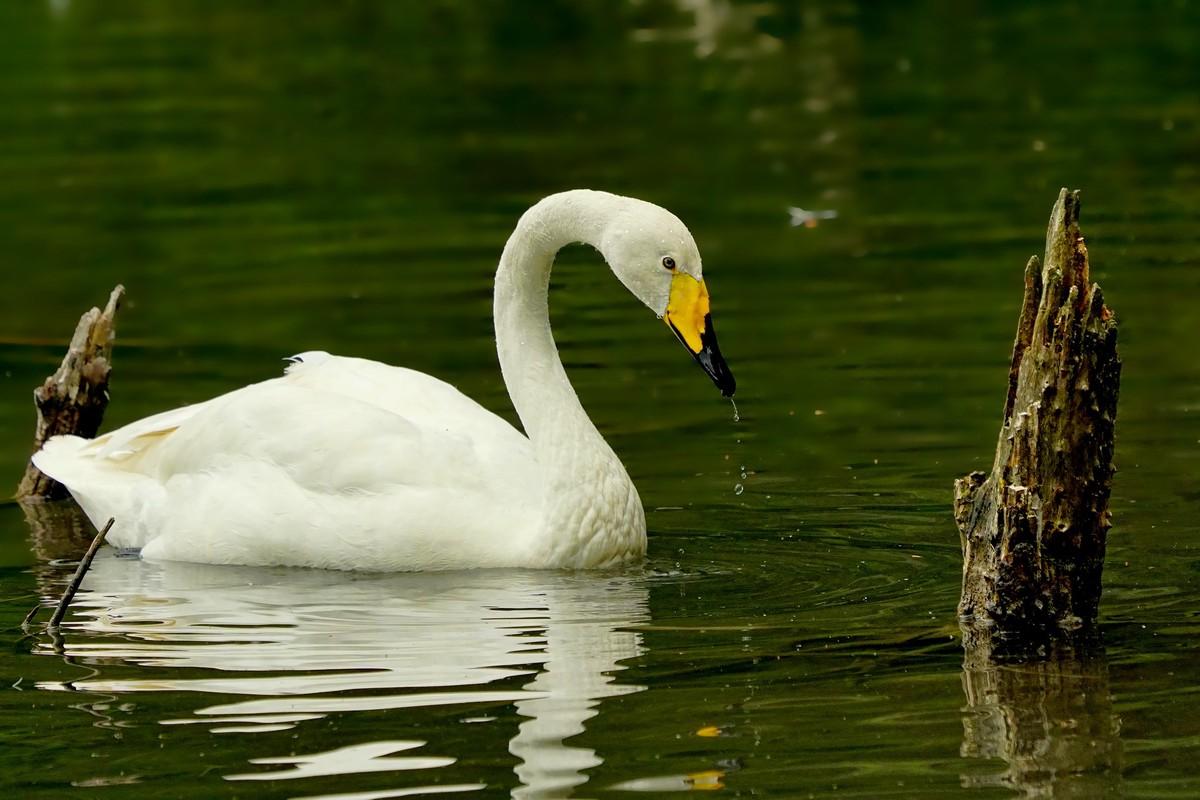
<box><xmin>299</xmin><ymin>786</ymin><xmax>486</xmax><ymax>800</ymax></box>
<box><xmin>225</xmin><ymin>740</ymin><xmax>454</xmax><ymax>781</ymax></box>
<box><xmin>32</xmin><ymin>554</ymin><xmax>650</xmax><ymax>796</ymax></box>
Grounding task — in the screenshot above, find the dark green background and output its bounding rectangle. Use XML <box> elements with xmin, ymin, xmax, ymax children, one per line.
<box><xmin>1</xmin><ymin>2</ymin><xmax>1198</xmax><ymax>797</ymax></box>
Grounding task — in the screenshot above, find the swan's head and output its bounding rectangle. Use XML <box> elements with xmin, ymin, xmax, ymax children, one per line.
<box><xmin>598</xmin><ymin>197</ymin><xmax>736</xmax><ymax>397</ymax></box>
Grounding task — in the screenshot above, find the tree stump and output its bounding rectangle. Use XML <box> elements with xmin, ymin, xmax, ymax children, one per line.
<box><xmin>955</xmin><ymin>190</ymin><xmax>1120</xmax><ymax>634</ymax></box>
<box><xmin>17</xmin><ymin>285</ymin><xmax>125</xmax><ymax>501</ymax></box>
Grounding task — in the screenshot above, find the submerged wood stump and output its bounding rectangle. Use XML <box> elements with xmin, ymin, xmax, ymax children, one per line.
<box><xmin>955</xmin><ymin>190</ymin><xmax>1120</xmax><ymax>634</ymax></box>
<box><xmin>17</xmin><ymin>285</ymin><xmax>124</xmax><ymax>501</ymax></box>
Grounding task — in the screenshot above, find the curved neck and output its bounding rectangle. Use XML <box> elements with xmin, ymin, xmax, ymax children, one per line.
<box><xmin>494</xmin><ymin>191</ymin><xmax>616</xmax><ymax>460</ymax></box>
<box><xmin>494</xmin><ymin>190</ymin><xmax>648</xmax><ymax>567</ymax></box>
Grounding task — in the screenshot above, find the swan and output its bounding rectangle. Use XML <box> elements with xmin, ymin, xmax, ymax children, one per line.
<box><xmin>32</xmin><ymin>190</ymin><xmax>735</xmax><ymax>571</ymax></box>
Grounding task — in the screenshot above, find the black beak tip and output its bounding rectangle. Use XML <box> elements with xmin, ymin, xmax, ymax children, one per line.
<box><xmin>702</xmin><ymin>358</ymin><xmax>735</xmax><ymax>397</ymax></box>
<box><xmin>695</xmin><ymin>337</ymin><xmax>735</xmax><ymax>399</ymax></box>
<box><xmin>699</xmin><ymin>315</ymin><xmax>735</xmax><ymax>397</ymax></box>
<box><xmin>670</xmin><ymin>313</ymin><xmax>736</xmax><ymax>399</ymax></box>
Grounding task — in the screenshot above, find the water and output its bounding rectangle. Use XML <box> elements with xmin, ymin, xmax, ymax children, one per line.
<box><xmin>2</xmin><ymin>1</ymin><xmax>1200</xmax><ymax>797</ymax></box>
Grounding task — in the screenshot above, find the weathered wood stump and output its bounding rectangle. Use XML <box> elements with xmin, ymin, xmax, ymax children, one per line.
<box><xmin>17</xmin><ymin>285</ymin><xmax>124</xmax><ymax>501</ymax></box>
<box><xmin>955</xmin><ymin>190</ymin><xmax>1120</xmax><ymax>634</ymax></box>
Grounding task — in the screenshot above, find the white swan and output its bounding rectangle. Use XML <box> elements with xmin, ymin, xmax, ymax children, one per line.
<box><xmin>32</xmin><ymin>190</ymin><xmax>735</xmax><ymax>570</ymax></box>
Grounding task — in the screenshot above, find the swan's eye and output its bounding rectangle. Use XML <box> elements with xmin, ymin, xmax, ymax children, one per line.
<box><xmin>662</xmin><ymin>256</ymin><xmax>676</xmax><ymax>271</ymax></box>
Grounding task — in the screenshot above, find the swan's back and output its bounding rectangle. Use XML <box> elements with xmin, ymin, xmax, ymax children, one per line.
<box><xmin>34</xmin><ymin>353</ymin><xmax>545</xmax><ymax>570</ymax></box>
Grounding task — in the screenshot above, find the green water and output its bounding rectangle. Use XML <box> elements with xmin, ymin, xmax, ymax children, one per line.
<box><xmin>2</xmin><ymin>1</ymin><xmax>1199</xmax><ymax>797</ymax></box>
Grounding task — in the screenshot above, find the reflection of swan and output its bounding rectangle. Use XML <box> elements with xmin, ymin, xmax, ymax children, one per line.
<box><xmin>36</xmin><ymin>554</ymin><xmax>649</xmax><ymax>796</ymax></box>
<box><xmin>509</xmin><ymin>585</ymin><xmax>645</xmax><ymax>799</ymax></box>
<box><xmin>33</xmin><ymin>191</ymin><xmax>734</xmax><ymax>570</ymax></box>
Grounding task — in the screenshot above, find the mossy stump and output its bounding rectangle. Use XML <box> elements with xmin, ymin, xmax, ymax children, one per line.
<box><xmin>17</xmin><ymin>285</ymin><xmax>124</xmax><ymax>501</ymax></box>
<box><xmin>955</xmin><ymin>190</ymin><xmax>1120</xmax><ymax>634</ymax></box>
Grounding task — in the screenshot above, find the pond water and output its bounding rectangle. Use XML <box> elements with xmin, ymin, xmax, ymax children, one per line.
<box><xmin>2</xmin><ymin>2</ymin><xmax>1199</xmax><ymax>797</ymax></box>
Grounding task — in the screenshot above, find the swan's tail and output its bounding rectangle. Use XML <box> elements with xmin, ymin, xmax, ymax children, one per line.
<box><xmin>31</xmin><ymin>435</ymin><xmax>163</xmax><ymax>549</ymax></box>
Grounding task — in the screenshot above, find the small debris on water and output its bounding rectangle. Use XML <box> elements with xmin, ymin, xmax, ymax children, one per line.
<box><xmin>788</xmin><ymin>206</ymin><xmax>838</xmax><ymax>228</ymax></box>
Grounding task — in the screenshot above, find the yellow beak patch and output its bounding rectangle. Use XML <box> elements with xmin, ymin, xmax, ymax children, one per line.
<box><xmin>663</xmin><ymin>272</ymin><xmax>710</xmax><ymax>353</ymax></box>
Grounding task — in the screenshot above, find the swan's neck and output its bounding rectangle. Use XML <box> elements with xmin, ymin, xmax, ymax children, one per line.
<box><xmin>494</xmin><ymin>191</ymin><xmax>645</xmax><ymax>565</ymax></box>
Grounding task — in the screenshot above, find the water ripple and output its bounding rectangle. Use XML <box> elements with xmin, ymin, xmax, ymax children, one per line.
<box><xmin>33</xmin><ymin>554</ymin><xmax>650</xmax><ymax>795</ymax></box>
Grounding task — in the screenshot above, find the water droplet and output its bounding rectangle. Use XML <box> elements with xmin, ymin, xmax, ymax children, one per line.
<box><xmin>734</xmin><ymin>483</ymin><xmax>744</xmax><ymax>496</ymax></box>
<box><xmin>729</xmin><ymin>397</ymin><xmax>740</xmax><ymax>422</ymax></box>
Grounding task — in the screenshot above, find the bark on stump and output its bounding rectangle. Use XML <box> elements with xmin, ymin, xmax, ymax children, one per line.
<box><xmin>954</xmin><ymin>190</ymin><xmax>1120</xmax><ymax>634</ymax></box>
<box><xmin>16</xmin><ymin>285</ymin><xmax>124</xmax><ymax>501</ymax></box>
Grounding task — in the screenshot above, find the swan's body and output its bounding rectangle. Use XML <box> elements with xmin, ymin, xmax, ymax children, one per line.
<box><xmin>33</xmin><ymin>190</ymin><xmax>734</xmax><ymax>570</ymax></box>
<box><xmin>36</xmin><ymin>353</ymin><xmax>558</xmax><ymax>570</ymax></box>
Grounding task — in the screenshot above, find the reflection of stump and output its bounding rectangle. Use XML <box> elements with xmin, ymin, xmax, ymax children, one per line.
<box><xmin>960</xmin><ymin>635</ymin><xmax>1122</xmax><ymax>798</ymax></box>
<box><xmin>17</xmin><ymin>285</ymin><xmax>124</xmax><ymax>500</ymax></box>
<box><xmin>955</xmin><ymin>190</ymin><xmax>1119</xmax><ymax>632</ymax></box>
<box><xmin>20</xmin><ymin>499</ymin><xmax>96</xmax><ymax>563</ymax></box>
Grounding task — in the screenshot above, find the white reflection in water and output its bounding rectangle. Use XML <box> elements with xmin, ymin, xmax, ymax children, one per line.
<box><xmin>226</xmin><ymin>740</ymin><xmax>454</xmax><ymax>781</ymax></box>
<box><xmin>35</xmin><ymin>554</ymin><xmax>649</xmax><ymax>797</ymax></box>
<box><xmin>304</xmin><ymin>786</ymin><xmax>488</xmax><ymax>800</ymax></box>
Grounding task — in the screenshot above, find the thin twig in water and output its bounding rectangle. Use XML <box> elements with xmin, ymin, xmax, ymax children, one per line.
<box><xmin>21</xmin><ymin>604</ymin><xmax>41</xmax><ymax>629</ymax></box>
<box><xmin>47</xmin><ymin>517</ymin><xmax>114</xmax><ymax>630</ymax></box>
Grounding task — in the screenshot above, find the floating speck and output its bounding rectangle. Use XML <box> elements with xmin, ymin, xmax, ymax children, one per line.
<box><xmin>787</xmin><ymin>206</ymin><xmax>838</xmax><ymax>228</ymax></box>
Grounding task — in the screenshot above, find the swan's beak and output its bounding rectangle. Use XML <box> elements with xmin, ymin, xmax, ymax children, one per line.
<box><xmin>664</xmin><ymin>272</ymin><xmax>736</xmax><ymax>397</ymax></box>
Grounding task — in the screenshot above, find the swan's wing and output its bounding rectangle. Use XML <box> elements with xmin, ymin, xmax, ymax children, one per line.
<box><xmin>53</xmin><ymin>352</ymin><xmax>527</xmax><ymax>469</ymax></box>
<box><xmin>280</xmin><ymin>351</ymin><xmax>531</xmax><ymax>465</ymax></box>
<box><xmin>33</xmin><ymin>354</ymin><xmax>543</xmax><ymax>568</ymax></box>
<box><xmin>68</xmin><ymin>401</ymin><xmax>208</xmax><ymax>461</ymax></box>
